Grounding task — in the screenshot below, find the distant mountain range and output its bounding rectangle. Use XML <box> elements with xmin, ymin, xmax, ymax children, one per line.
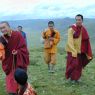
<box><xmin>6</xmin><ymin>18</ymin><xmax>95</xmax><ymax>34</ymax></box>
<box><xmin>0</xmin><ymin>18</ymin><xmax>95</xmax><ymax>49</ymax></box>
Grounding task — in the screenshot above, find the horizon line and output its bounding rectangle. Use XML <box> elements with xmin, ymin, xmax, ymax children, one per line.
<box><xmin>0</xmin><ymin>17</ymin><xmax>94</xmax><ymax>21</ymax></box>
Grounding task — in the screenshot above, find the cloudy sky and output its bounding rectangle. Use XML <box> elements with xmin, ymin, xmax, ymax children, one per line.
<box><xmin>0</xmin><ymin>0</ymin><xmax>95</xmax><ymax>20</ymax></box>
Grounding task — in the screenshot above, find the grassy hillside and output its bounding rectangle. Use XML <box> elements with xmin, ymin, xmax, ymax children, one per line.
<box><xmin>0</xmin><ymin>18</ymin><xmax>95</xmax><ymax>95</ymax></box>
<box><xmin>0</xmin><ymin>48</ymin><xmax>95</xmax><ymax>95</ymax></box>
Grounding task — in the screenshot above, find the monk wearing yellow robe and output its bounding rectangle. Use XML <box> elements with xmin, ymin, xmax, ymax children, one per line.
<box><xmin>65</xmin><ymin>14</ymin><xmax>92</xmax><ymax>83</ymax></box>
<box><xmin>42</xmin><ymin>21</ymin><xmax>60</xmax><ymax>73</ymax></box>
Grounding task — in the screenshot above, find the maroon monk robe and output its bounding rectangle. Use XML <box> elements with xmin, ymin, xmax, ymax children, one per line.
<box><xmin>66</xmin><ymin>25</ymin><xmax>92</xmax><ymax>81</ymax></box>
<box><xmin>2</xmin><ymin>31</ymin><xmax>29</xmax><ymax>93</ymax></box>
<box><xmin>66</xmin><ymin>52</ymin><xmax>83</xmax><ymax>80</ymax></box>
<box><xmin>72</xmin><ymin>25</ymin><xmax>92</xmax><ymax>66</ymax></box>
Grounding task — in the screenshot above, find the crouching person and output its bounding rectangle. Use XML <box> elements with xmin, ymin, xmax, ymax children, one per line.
<box><xmin>14</xmin><ymin>68</ymin><xmax>37</xmax><ymax>95</ymax></box>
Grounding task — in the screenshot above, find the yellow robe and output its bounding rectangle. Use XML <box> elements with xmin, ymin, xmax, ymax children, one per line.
<box><xmin>66</xmin><ymin>28</ymin><xmax>82</xmax><ymax>57</ymax></box>
<box><xmin>0</xmin><ymin>43</ymin><xmax>5</xmax><ymax>60</ymax></box>
<box><xmin>42</xmin><ymin>29</ymin><xmax>60</xmax><ymax>53</ymax></box>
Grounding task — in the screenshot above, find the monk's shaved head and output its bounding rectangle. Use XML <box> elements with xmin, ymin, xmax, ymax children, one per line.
<box><xmin>0</xmin><ymin>21</ymin><xmax>10</xmax><ymax>27</ymax></box>
<box><xmin>75</xmin><ymin>14</ymin><xmax>83</xmax><ymax>27</ymax></box>
<box><xmin>0</xmin><ymin>21</ymin><xmax>11</xmax><ymax>34</ymax></box>
<box><xmin>17</xmin><ymin>26</ymin><xmax>23</xmax><ymax>32</ymax></box>
<box><xmin>75</xmin><ymin>14</ymin><xmax>83</xmax><ymax>21</ymax></box>
<box><xmin>48</xmin><ymin>21</ymin><xmax>54</xmax><ymax>26</ymax></box>
<box><xmin>48</xmin><ymin>21</ymin><xmax>55</xmax><ymax>31</ymax></box>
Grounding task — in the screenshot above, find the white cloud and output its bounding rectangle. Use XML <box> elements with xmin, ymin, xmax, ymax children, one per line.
<box><xmin>0</xmin><ymin>0</ymin><xmax>95</xmax><ymax>20</ymax></box>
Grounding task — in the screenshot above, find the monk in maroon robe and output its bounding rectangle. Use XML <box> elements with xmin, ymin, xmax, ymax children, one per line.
<box><xmin>0</xmin><ymin>21</ymin><xmax>29</xmax><ymax>95</ymax></box>
<box><xmin>65</xmin><ymin>14</ymin><xmax>93</xmax><ymax>83</ymax></box>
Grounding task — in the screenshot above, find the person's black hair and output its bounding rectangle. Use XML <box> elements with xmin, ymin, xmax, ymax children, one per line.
<box><xmin>75</xmin><ymin>14</ymin><xmax>83</xmax><ymax>21</ymax></box>
<box><xmin>14</xmin><ymin>68</ymin><xmax>28</xmax><ymax>85</ymax></box>
<box><xmin>48</xmin><ymin>21</ymin><xmax>54</xmax><ymax>25</ymax></box>
<box><xmin>18</xmin><ymin>26</ymin><xmax>23</xmax><ymax>28</ymax></box>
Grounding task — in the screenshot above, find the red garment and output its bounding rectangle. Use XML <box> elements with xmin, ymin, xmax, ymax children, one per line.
<box><xmin>2</xmin><ymin>31</ymin><xmax>29</xmax><ymax>93</ymax></box>
<box><xmin>65</xmin><ymin>25</ymin><xmax>92</xmax><ymax>81</ymax></box>
<box><xmin>18</xmin><ymin>83</ymin><xmax>37</xmax><ymax>95</ymax></box>
<box><xmin>71</xmin><ymin>24</ymin><xmax>92</xmax><ymax>66</ymax></box>
<box><xmin>66</xmin><ymin>52</ymin><xmax>88</xmax><ymax>80</ymax></box>
<box><xmin>6</xmin><ymin>69</ymin><xmax>18</xmax><ymax>93</ymax></box>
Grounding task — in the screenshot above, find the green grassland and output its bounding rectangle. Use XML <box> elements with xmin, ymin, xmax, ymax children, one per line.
<box><xmin>0</xmin><ymin>18</ymin><xmax>95</xmax><ymax>95</ymax></box>
<box><xmin>0</xmin><ymin>47</ymin><xmax>95</xmax><ymax>95</ymax></box>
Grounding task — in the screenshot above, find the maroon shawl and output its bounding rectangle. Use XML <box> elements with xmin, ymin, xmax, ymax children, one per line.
<box><xmin>2</xmin><ymin>31</ymin><xmax>29</xmax><ymax>75</ymax></box>
<box><xmin>71</xmin><ymin>24</ymin><xmax>93</xmax><ymax>67</ymax></box>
